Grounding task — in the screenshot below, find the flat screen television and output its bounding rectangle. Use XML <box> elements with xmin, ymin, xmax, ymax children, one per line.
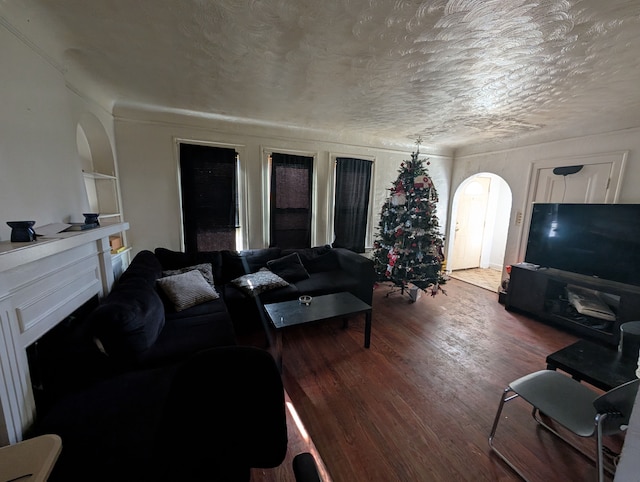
<box><xmin>525</xmin><ymin>203</ymin><xmax>640</xmax><ymax>287</ymax></box>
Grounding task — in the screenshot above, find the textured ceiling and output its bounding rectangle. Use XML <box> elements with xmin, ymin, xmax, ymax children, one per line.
<box><xmin>2</xmin><ymin>0</ymin><xmax>640</xmax><ymax>150</ymax></box>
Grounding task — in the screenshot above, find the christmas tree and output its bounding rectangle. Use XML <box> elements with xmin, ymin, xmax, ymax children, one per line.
<box><xmin>372</xmin><ymin>145</ymin><xmax>446</xmax><ymax>297</ymax></box>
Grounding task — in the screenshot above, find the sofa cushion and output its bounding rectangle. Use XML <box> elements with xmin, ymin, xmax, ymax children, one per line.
<box><xmin>143</xmin><ymin>300</ymin><xmax>237</xmax><ymax>366</ymax></box>
<box><xmin>89</xmin><ymin>282</ymin><xmax>165</xmax><ymax>361</ymax></box>
<box><xmin>253</xmin><ymin>284</ymin><xmax>300</xmax><ymax>304</ymax></box>
<box><xmin>157</xmin><ymin>270</ymin><xmax>220</xmax><ymax>312</ymax></box>
<box><xmin>162</xmin><ymin>263</ymin><xmax>215</xmax><ymax>287</ymax></box>
<box><xmin>266</xmin><ymin>253</ymin><xmax>310</xmax><ymax>283</ymax></box>
<box><xmin>294</xmin><ymin>270</ymin><xmax>359</xmax><ymax>297</ymax></box>
<box><xmin>282</xmin><ymin>245</ymin><xmax>331</xmax><ymax>263</ymax></box>
<box><xmin>154</xmin><ymin>247</ymin><xmax>194</xmax><ymax>270</ymax></box>
<box><xmin>222</xmin><ymin>282</ymin><xmax>299</xmax><ymax>304</ymax></box>
<box><xmin>301</xmin><ymin>251</ymin><xmax>340</xmax><ymax>273</ymax></box>
<box><xmin>117</xmin><ymin>250</ymin><xmax>163</xmax><ymax>287</ymax></box>
<box><xmin>231</xmin><ymin>268</ymin><xmax>289</xmax><ymax>297</ymax></box>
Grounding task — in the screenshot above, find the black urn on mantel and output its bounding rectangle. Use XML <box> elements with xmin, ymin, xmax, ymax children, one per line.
<box><xmin>7</xmin><ymin>221</ymin><xmax>37</xmax><ymax>242</ymax></box>
<box><xmin>83</xmin><ymin>213</ymin><xmax>100</xmax><ymax>226</ymax></box>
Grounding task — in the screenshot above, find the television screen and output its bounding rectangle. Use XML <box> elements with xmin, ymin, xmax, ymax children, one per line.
<box><xmin>525</xmin><ymin>203</ymin><xmax>640</xmax><ymax>287</ymax></box>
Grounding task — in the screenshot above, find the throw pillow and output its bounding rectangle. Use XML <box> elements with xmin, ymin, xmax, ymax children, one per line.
<box><xmin>162</xmin><ymin>263</ymin><xmax>215</xmax><ymax>287</ymax></box>
<box><xmin>157</xmin><ymin>270</ymin><xmax>220</xmax><ymax>312</ymax></box>
<box><xmin>266</xmin><ymin>252</ymin><xmax>310</xmax><ymax>283</ymax></box>
<box><xmin>231</xmin><ymin>268</ymin><xmax>289</xmax><ymax>297</ymax></box>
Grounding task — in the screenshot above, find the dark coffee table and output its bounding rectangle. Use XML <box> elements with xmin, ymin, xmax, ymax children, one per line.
<box><xmin>546</xmin><ymin>339</ymin><xmax>637</xmax><ymax>391</ymax></box>
<box><xmin>263</xmin><ymin>292</ymin><xmax>372</xmax><ymax>369</ymax></box>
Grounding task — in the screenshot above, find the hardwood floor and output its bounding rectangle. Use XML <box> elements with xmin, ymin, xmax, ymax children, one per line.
<box><xmin>243</xmin><ymin>278</ymin><xmax>625</xmax><ymax>481</ymax></box>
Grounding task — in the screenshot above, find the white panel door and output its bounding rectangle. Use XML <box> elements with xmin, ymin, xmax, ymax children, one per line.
<box><xmin>450</xmin><ymin>177</ymin><xmax>491</xmax><ymax>270</ymax></box>
<box><xmin>518</xmin><ymin>151</ymin><xmax>627</xmax><ymax>261</ymax></box>
<box><xmin>534</xmin><ymin>163</ymin><xmax>612</xmax><ymax>203</ymax></box>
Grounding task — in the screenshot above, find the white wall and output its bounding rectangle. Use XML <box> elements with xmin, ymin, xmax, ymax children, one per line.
<box><xmin>6</xmin><ymin>13</ymin><xmax>637</xmax><ymax>277</ymax></box>
<box><xmin>0</xmin><ymin>25</ymin><xmax>90</xmax><ymax>241</ymax></box>
<box><xmin>1</xmin><ymin>16</ymin><xmax>454</xmax><ymax>260</ymax></box>
<box><xmin>489</xmin><ymin>179</ymin><xmax>511</xmax><ymax>270</ymax></box>
<box><xmin>452</xmin><ymin>128</ymin><xmax>640</xmax><ymax>273</ymax></box>
<box><xmin>113</xmin><ymin>107</ymin><xmax>453</xmax><ymax>254</ymax></box>
<box><xmin>479</xmin><ymin>174</ymin><xmax>511</xmax><ymax>271</ymax></box>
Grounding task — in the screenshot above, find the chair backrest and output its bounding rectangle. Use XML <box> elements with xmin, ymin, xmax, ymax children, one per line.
<box><xmin>150</xmin><ymin>346</ymin><xmax>288</xmax><ymax>481</ymax></box>
<box><xmin>593</xmin><ymin>378</ymin><xmax>640</xmax><ymax>433</ymax></box>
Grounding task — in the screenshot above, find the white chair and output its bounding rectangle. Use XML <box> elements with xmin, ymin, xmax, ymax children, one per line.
<box><xmin>489</xmin><ymin>369</ymin><xmax>640</xmax><ymax>481</ymax></box>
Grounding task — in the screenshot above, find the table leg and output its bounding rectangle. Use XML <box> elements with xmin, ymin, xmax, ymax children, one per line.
<box><xmin>364</xmin><ymin>310</ymin><xmax>371</xmax><ymax>348</ymax></box>
<box><xmin>274</xmin><ymin>330</ymin><xmax>283</xmax><ymax>373</ymax></box>
<box><xmin>266</xmin><ymin>326</ymin><xmax>283</xmax><ymax>373</ymax></box>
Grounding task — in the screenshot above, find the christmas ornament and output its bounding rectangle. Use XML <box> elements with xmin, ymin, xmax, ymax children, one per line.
<box><xmin>391</xmin><ymin>192</ymin><xmax>406</xmax><ymax>206</ymax></box>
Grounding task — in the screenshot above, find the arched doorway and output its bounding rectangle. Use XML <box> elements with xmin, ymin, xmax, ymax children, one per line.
<box><xmin>447</xmin><ymin>173</ymin><xmax>512</xmax><ymax>292</ymax></box>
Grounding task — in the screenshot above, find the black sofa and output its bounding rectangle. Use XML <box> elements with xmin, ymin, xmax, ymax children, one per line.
<box><xmin>154</xmin><ymin>244</ymin><xmax>375</xmax><ymax>333</ymax></box>
<box><xmin>36</xmin><ymin>245</ymin><xmax>374</xmax><ymax>394</ymax></box>
<box><xmin>34</xmin><ymin>249</ymin><xmax>237</xmax><ymax>399</ymax></box>
<box><xmin>91</xmin><ymin>249</ymin><xmax>237</xmax><ymax>371</ymax></box>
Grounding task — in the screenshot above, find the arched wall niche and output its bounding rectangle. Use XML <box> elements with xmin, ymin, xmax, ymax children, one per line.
<box><xmin>76</xmin><ymin>112</ymin><xmax>115</xmax><ymax>175</ymax></box>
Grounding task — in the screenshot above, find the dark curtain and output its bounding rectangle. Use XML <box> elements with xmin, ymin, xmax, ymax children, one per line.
<box><xmin>179</xmin><ymin>143</ymin><xmax>238</xmax><ymax>252</ymax></box>
<box><xmin>333</xmin><ymin>157</ymin><xmax>373</xmax><ymax>253</ymax></box>
<box><xmin>270</xmin><ymin>153</ymin><xmax>313</xmax><ymax>249</ymax></box>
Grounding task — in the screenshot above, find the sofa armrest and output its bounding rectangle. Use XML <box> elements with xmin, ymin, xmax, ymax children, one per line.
<box><xmin>333</xmin><ymin>248</ymin><xmax>375</xmax><ymax>305</ymax></box>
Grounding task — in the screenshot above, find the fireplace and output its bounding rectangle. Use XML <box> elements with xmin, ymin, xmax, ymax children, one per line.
<box><xmin>0</xmin><ymin>223</ymin><xmax>128</xmax><ymax>445</ymax></box>
<box><xmin>26</xmin><ymin>294</ymin><xmax>100</xmax><ymax>417</ymax></box>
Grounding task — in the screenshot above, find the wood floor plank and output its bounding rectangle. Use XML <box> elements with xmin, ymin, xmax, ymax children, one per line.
<box><xmin>244</xmin><ymin>278</ymin><xmax>626</xmax><ymax>481</ymax></box>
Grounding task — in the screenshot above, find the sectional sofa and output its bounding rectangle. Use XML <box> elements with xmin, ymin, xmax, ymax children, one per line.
<box><xmin>37</xmin><ymin>244</ymin><xmax>374</xmax><ymax>388</ymax></box>
<box><xmin>154</xmin><ymin>244</ymin><xmax>375</xmax><ymax>334</ymax></box>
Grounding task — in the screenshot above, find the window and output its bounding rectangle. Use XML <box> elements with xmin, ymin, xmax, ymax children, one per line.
<box><xmin>179</xmin><ymin>143</ymin><xmax>239</xmax><ymax>252</ymax></box>
<box><xmin>270</xmin><ymin>152</ymin><xmax>313</xmax><ymax>248</ymax></box>
<box><xmin>333</xmin><ymin>157</ymin><xmax>373</xmax><ymax>253</ymax></box>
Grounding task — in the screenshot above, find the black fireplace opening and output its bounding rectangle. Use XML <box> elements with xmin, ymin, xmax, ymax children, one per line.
<box><xmin>26</xmin><ymin>295</ymin><xmax>100</xmax><ymax>418</ymax></box>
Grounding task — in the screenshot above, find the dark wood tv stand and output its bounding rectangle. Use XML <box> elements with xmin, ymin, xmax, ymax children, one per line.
<box><xmin>505</xmin><ymin>263</ymin><xmax>640</xmax><ymax>346</ymax></box>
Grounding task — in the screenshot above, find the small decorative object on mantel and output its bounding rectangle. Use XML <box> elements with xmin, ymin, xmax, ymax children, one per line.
<box><xmin>83</xmin><ymin>213</ymin><xmax>100</xmax><ymax>227</ymax></box>
<box><xmin>372</xmin><ymin>137</ymin><xmax>447</xmax><ymax>301</ymax></box>
<box><xmin>7</xmin><ymin>221</ymin><xmax>37</xmax><ymax>242</ymax></box>
<box><xmin>65</xmin><ymin>213</ymin><xmax>100</xmax><ymax>232</ymax></box>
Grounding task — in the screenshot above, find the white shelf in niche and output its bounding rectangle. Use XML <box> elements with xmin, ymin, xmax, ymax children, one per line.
<box><xmin>99</xmin><ymin>213</ymin><xmax>122</xmax><ymax>221</ymax></box>
<box><xmin>82</xmin><ymin>170</ymin><xmax>117</xmax><ymax>180</ymax></box>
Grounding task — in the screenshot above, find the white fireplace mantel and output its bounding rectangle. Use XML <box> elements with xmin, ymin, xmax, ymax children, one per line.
<box><xmin>0</xmin><ymin>223</ymin><xmax>128</xmax><ymax>445</ymax></box>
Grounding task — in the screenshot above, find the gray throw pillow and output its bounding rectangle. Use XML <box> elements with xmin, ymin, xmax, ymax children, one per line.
<box><xmin>231</xmin><ymin>268</ymin><xmax>289</xmax><ymax>297</ymax></box>
<box><xmin>157</xmin><ymin>270</ymin><xmax>220</xmax><ymax>311</ymax></box>
<box><xmin>162</xmin><ymin>263</ymin><xmax>215</xmax><ymax>287</ymax></box>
